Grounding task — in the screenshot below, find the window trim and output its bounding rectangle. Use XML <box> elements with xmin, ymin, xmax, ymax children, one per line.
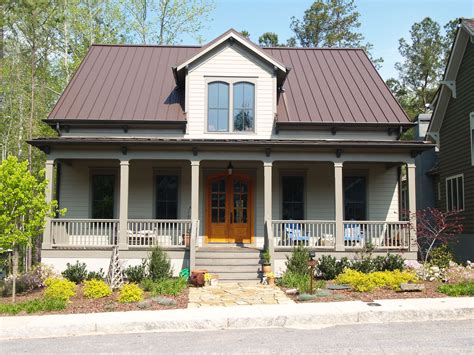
<box><xmin>205</xmin><ymin>77</ymin><xmax>257</xmax><ymax>134</ymax></box>
<box><xmin>153</xmin><ymin>169</ymin><xmax>181</xmax><ymax>219</ymax></box>
<box><xmin>446</xmin><ymin>174</ymin><xmax>464</xmax><ymax>212</ymax></box>
<box><xmin>89</xmin><ymin>168</ymin><xmax>119</xmax><ymax>219</ymax></box>
<box><xmin>280</xmin><ymin>172</ymin><xmax>306</xmax><ymax>220</ymax></box>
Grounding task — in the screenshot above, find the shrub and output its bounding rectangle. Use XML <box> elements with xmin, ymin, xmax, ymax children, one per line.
<box><xmin>83</xmin><ymin>279</ymin><xmax>112</xmax><ymax>299</ymax></box>
<box><xmin>150</xmin><ymin>277</ymin><xmax>187</xmax><ymax>296</ymax></box>
<box><xmin>86</xmin><ymin>268</ymin><xmax>105</xmax><ymax>281</ymax></box>
<box><xmin>335</xmin><ymin>269</ymin><xmax>417</xmax><ymax>292</ymax></box>
<box><xmin>148</xmin><ymin>246</ymin><xmax>172</xmax><ymax>281</ymax></box>
<box><xmin>429</xmin><ymin>245</ymin><xmax>454</xmax><ymax>269</ymax></box>
<box><xmin>124</xmin><ymin>260</ymin><xmax>148</xmax><ymax>283</ymax></box>
<box><xmin>285</xmin><ymin>246</ymin><xmax>310</xmax><ymax>276</ymax></box>
<box><xmin>62</xmin><ymin>261</ymin><xmax>88</xmax><ymax>284</ymax></box>
<box><xmin>379</xmin><ymin>254</ymin><xmax>405</xmax><ymax>271</ymax></box>
<box><xmin>262</xmin><ymin>249</ymin><xmax>271</xmax><ymax>264</ymax></box>
<box><xmin>279</xmin><ymin>271</ymin><xmax>325</xmax><ymax>293</ymax></box>
<box><xmin>351</xmin><ymin>257</ymin><xmax>375</xmax><ymax>274</ymax></box>
<box><xmin>1</xmin><ymin>264</ymin><xmax>56</xmax><ymax>296</ymax></box>
<box><xmin>317</xmin><ymin>255</ymin><xmax>350</xmax><ymax>280</ymax></box>
<box><xmin>438</xmin><ymin>282</ymin><xmax>474</xmax><ymax>296</ymax></box>
<box><xmin>0</xmin><ymin>298</ymin><xmax>66</xmax><ymax>315</ymax></box>
<box><xmin>140</xmin><ymin>278</ymin><xmax>154</xmax><ymax>292</ymax></box>
<box><xmin>44</xmin><ymin>278</ymin><xmax>77</xmax><ymax>301</ymax></box>
<box><xmin>118</xmin><ymin>283</ymin><xmax>144</xmax><ymax>303</ymax></box>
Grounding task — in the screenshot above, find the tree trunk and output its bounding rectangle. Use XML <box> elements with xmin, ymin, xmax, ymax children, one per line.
<box><xmin>12</xmin><ymin>246</ymin><xmax>18</xmax><ymax>303</ymax></box>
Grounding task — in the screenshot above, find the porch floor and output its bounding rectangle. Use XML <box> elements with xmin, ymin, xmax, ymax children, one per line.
<box><xmin>188</xmin><ymin>283</ymin><xmax>294</xmax><ymax>308</ymax></box>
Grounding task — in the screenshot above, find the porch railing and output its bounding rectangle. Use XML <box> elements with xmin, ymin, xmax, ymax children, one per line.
<box><xmin>272</xmin><ymin>220</ymin><xmax>336</xmax><ymax>248</ymax></box>
<box><xmin>127</xmin><ymin>219</ymin><xmax>192</xmax><ymax>248</ymax></box>
<box><xmin>50</xmin><ymin>219</ymin><xmax>118</xmax><ymax>248</ymax></box>
<box><xmin>343</xmin><ymin>221</ymin><xmax>410</xmax><ymax>249</ymax></box>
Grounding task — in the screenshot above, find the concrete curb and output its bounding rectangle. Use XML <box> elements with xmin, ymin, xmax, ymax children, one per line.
<box><xmin>1</xmin><ymin>297</ymin><xmax>473</xmax><ymax>340</ymax></box>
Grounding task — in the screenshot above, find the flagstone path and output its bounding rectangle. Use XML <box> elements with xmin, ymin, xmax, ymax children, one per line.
<box><xmin>187</xmin><ymin>282</ymin><xmax>294</xmax><ymax>308</ymax></box>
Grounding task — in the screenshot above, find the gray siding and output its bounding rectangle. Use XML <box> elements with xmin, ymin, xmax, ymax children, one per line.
<box><xmin>437</xmin><ymin>41</ymin><xmax>474</xmax><ymax>233</ymax></box>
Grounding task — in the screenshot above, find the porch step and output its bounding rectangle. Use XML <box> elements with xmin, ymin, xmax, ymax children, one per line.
<box><xmin>195</xmin><ymin>247</ymin><xmax>262</xmax><ymax>282</ymax></box>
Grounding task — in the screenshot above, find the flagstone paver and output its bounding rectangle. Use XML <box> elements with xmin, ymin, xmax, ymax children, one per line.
<box><xmin>187</xmin><ymin>282</ymin><xmax>295</xmax><ymax>308</ymax></box>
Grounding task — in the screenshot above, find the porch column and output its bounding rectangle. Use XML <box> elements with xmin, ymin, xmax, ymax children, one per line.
<box><xmin>407</xmin><ymin>163</ymin><xmax>418</xmax><ymax>252</ymax></box>
<box><xmin>334</xmin><ymin>162</ymin><xmax>345</xmax><ymax>251</ymax></box>
<box><xmin>42</xmin><ymin>159</ymin><xmax>55</xmax><ymax>250</ymax></box>
<box><xmin>263</xmin><ymin>162</ymin><xmax>274</xmax><ymax>271</ymax></box>
<box><xmin>118</xmin><ymin>160</ymin><xmax>129</xmax><ymax>250</ymax></box>
<box><xmin>190</xmin><ymin>160</ymin><xmax>200</xmax><ymax>270</ymax></box>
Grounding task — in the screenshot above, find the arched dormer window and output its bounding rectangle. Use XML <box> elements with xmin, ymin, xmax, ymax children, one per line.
<box><xmin>233</xmin><ymin>82</ymin><xmax>255</xmax><ymax>132</ymax></box>
<box><xmin>207</xmin><ymin>82</ymin><xmax>229</xmax><ymax>132</ymax></box>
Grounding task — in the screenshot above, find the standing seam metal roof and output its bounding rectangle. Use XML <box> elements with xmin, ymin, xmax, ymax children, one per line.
<box><xmin>48</xmin><ymin>41</ymin><xmax>410</xmax><ymax>125</ymax></box>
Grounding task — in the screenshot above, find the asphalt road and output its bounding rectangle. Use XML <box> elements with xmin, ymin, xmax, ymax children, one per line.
<box><xmin>1</xmin><ymin>319</ymin><xmax>473</xmax><ymax>354</ymax></box>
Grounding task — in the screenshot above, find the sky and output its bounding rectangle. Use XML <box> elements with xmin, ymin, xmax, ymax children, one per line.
<box><xmin>181</xmin><ymin>0</ymin><xmax>473</xmax><ymax>80</ymax></box>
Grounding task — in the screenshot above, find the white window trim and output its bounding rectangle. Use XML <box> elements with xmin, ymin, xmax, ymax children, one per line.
<box><xmin>205</xmin><ymin>76</ymin><xmax>257</xmax><ymax>134</ymax></box>
<box><xmin>470</xmin><ymin>112</ymin><xmax>474</xmax><ymax>166</ymax></box>
<box><xmin>446</xmin><ymin>174</ymin><xmax>464</xmax><ymax>212</ymax></box>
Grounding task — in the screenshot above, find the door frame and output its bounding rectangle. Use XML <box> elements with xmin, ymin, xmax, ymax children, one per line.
<box><xmin>204</xmin><ymin>172</ymin><xmax>254</xmax><ymax>245</ymax></box>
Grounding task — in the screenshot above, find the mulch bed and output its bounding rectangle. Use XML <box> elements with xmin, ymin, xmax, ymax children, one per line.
<box><xmin>281</xmin><ymin>281</ymin><xmax>448</xmax><ymax>303</ymax></box>
<box><xmin>0</xmin><ymin>285</ymin><xmax>189</xmax><ymax>316</ymax></box>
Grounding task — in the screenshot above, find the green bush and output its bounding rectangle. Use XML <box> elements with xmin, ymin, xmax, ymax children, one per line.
<box><xmin>86</xmin><ymin>269</ymin><xmax>105</xmax><ymax>281</ymax></box>
<box><xmin>44</xmin><ymin>278</ymin><xmax>77</xmax><ymax>301</ymax></box>
<box><xmin>124</xmin><ymin>260</ymin><xmax>148</xmax><ymax>283</ymax></box>
<box><xmin>140</xmin><ymin>278</ymin><xmax>154</xmax><ymax>292</ymax></box>
<box><xmin>118</xmin><ymin>283</ymin><xmax>144</xmax><ymax>303</ymax></box>
<box><xmin>0</xmin><ymin>298</ymin><xmax>66</xmax><ymax>315</ymax></box>
<box><xmin>279</xmin><ymin>271</ymin><xmax>325</xmax><ymax>293</ymax></box>
<box><xmin>83</xmin><ymin>279</ymin><xmax>112</xmax><ymax>299</ymax></box>
<box><xmin>150</xmin><ymin>277</ymin><xmax>187</xmax><ymax>296</ymax></box>
<box><xmin>262</xmin><ymin>249</ymin><xmax>271</xmax><ymax>264</ymax></box>
<box><xmin>148</xmin><ymin>246</ymin><xmax>172</xmax><ymax>281</ymax></box>
<box><xmin>379</xmin><ymin>254</ymin><xmax>405</xmax><ymax>271</ymax></box>
<box><xmin>429</xmin><ymin>245</ymin><xmax>453</xmax><ymax>269</ymax></box>
<box><xmin>438</xmin><ymin>282</ymin><xmax>474</xmax><ymax>296</ymax></box>
<box><xmin>285</xmin><ymin>246</ymin><xmax>310</xmax><ymax>276</ymax></box>
<box><xmin>335</xmin><ymin>269</ymin><xmax>417</xmax><ymax>292</ymax></box>
<box><xmin>317</xmin><ymin>255</ymin><xmax>350</xmax><ymax>280</ymax></box>
<box><xmin>62</xmin><ymin>261</ymin><xmax>88</xmax><ymax>284</ymax></box>
<box><xmin>1</xmin><ymin>264</ymin><xmax>56</xmax><ymax>296</ymax></box>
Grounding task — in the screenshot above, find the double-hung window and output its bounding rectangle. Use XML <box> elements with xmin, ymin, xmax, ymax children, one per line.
<box><xmin>207</xmin><ymin>80</ymin><xmax>255</xmax><ymax>132</ymax></box>
<box><xmin>156</xmin><ymin>175</ymin><xmax>179</xmax><ymax>219</ymax></box>
<box><xmin>281</xmin><ymin>176</ymin><xmax>305</xmax><ymax>220</ymax></box>
<box><xmin>344</xmin><ymin>176</ymin><xmax>367</xmax><ymax>220</ymax></box>
<box><xmin>446</xmin><ymin>174</ymin><xmax>464</xmax><ymax>212</ymax></box>
<box><xmin>91</xmin><ymin>174</ymin><xmax>115</xmax><ymax>219</ymax></box>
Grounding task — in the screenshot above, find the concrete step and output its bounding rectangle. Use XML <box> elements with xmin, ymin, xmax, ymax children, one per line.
<box><xmin>196</xmin><ymin>252</ymin><xmax>261</xmax><ymax>259</ymax></box>
<box><xmin>195</xmin><ymin>258</ymin><xmax>261</xmax><ymax>266</ymax></box>
<box><xmin>196</xmin><ymin>265</ymin><xmax>260</xmax><ymax>273</ymax></box>
<box><xmin>216</xmin><ymin>272</ymin><xmax>261</xmax><ymax>280</ymax></box>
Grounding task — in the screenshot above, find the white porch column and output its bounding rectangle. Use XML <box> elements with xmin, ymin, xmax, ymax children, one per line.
<box><xmin>334</xmin><ymin>162</ymin><xmax>345</xmax><ymax>251</ymax></box>
<box><xmin>190</xmin><ymin>160</ymin><xmax>200</xmax><ymax>270</ymax></box>
<box><xmin>407</xmin><ymin>163</ymin><xmax>418</xmax><ymax>252</ymax></box>
<box><xmin>118</xmin><ymin>160</ymin><xmax>130</xmax><ymax>250</ymax></box>
<box><xmin>42</xmin><ymin>159</ymin><xmax>55</xmax><ymax>250</ymax></box>
<box><xmin>263</xmin><ymin>162</ymin><xmax>274</xmax><ymax>270</ymax></box>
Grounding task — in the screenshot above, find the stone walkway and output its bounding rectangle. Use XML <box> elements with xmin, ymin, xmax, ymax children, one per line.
<box><xmin>187</xmin><ymin>282</ymin><xmax>295</xmax><ymax>308</ymax></box>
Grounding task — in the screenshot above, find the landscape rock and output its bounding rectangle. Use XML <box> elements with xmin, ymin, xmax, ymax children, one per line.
<box><xmin>285</xmin><ymin>288</ymin><xmax>298</xmax><ymax>295</ymax></box>
<box><xmin>137</xmin><ymin>300</ymin><xmax>153</xmax><ymax>309</ymax></box>
<box><xmin>152</xmin><ymin>296</ymin><xmax>177</xmax><ymax>306</ymax></box>
<box><xmin>400</xmin><ymin>283</ymin><xmax>425</xmax><ymax>292</ymax></box>
<box><xmin>327</xmin><ymin>284</ymin><xmax>351</xmax><ymax>290</ymax></box>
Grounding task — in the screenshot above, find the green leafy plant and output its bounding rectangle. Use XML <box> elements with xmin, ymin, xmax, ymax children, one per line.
<box><xmin>44</xmin><ymin>278</ymin><xmax>77</xmax><ymax>301</ymax></box>
<box><xmin>1</xmin><ymin>263</ymin><xmax>56</xmax><ymax>297</ymax></box>
<box><xmin>317</xmin><ymin>255</ymin><xmax>350</xmax><ymax>280</ymax></box>
<box><xmin>0</xmin><ymin>298</ymin><xmax>67</xmax><ymax>315</ymax></box>
<box><xmin>335</xmin><ymin>269</ymin><xmax>417</xmax><ymax>292</ymax></box>
<box><xmin>62</xmin><ymin>261</ymin><xmax>88</xmax><ymax>284</ymax></box>
<box><xmin>83</xmin><ymin>279</ymin><xmax>112</xmax><ymax>299</ymax></box>
<box><xmin>279</xmin><ymin>271</ymin><xmax>325</xmax><ymax>294</ymax></box>
<box><xmin>118</xmin><ymin>283</ymin><xmax>144</xmax><ymax>303</ymax></box>
<box><xmin>150</xmin><ymin>277</ymin><xmax>187</xmax><ymax>296</ymax></box>
<box><xmin>124</xmin><ymin>260</ymin><xmax>148</xmax><ymax>283</ymax></box>
<box><xmin>262</xmin><ymin>249</ymin><xmax>271</xmax><ymax>265</ymax></box>
<box><xmin>148</xmin><ymin>246</ymin><xmax>172</xmax><ymax>281</ymax></box>
<box><xmin>86</xmin><ymin>268</ymin><xmax>105</xmax><ymax>281</ymax></box>
<box><xmin>285</xmin><ymin>246</ymin><xmax>310</xmax><ymax>276</ymax></box>
<box><xmin>429</xmin><ymin>245</ymin><xmax>454</xmax><ymax>269</ymax></box>
<box><xmin>140</xmin><ymin>278</ymin><xmax>155</xmax><ymax>292</ymax></box>
<box><xmin>438</xmin><ymin>282</ymin><xmax>474</xmax><ymax>296</ymax></box>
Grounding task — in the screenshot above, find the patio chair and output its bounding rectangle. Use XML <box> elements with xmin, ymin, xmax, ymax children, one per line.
<box><xmin>344</xmin><ymin>223</ymin><xmax>364</xmax><ymax>247</ymax></box>
<box><xmin>283</xmin><ymin>223</ymin><xmax>311</xmax><ymax>246</ymax></box>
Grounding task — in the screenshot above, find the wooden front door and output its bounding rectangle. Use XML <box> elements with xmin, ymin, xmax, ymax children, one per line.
<box><xmin>206</xmin><ymin>173</ymin><xmax>252</xmax><ymax>244</ymax></box>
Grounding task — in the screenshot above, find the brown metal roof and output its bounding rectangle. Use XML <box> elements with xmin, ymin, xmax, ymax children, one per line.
<box><xmin>462</xmin><ymin>18</ymin><xmax>474</xmax><ymax>32</ymax></box>
<box><xmin>49</xmin><ymin>38</ymin><xmax>410</xmax><ymax>125</ymax></box>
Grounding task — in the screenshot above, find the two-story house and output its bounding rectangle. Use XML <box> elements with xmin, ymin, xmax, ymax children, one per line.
<box><xmin>30</xmin><ymin>29</ymin><xmax>432</xmax><ymax>280</ymax></box>
<box><xmin>427</xmin><ymin>18</ymin><xmax>474</xmax><ymax>262</ymax></box>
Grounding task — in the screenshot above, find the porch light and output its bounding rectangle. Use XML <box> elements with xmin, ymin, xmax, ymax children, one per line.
<box><xmin>227</xmin><ymin>162</ymin><xmax>233</xmax><ymax>175</ymax></box>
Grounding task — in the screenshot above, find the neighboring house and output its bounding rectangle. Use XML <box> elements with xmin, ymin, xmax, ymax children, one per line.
<box><xmin>427</xmin><ymin>18</ymin><xmax>474</xmax><ymax>262</ymax></box>
<box><xmin>29</xmin><ymin>29</ymin><xmax>433</xmax><ymax>280</ymax></box>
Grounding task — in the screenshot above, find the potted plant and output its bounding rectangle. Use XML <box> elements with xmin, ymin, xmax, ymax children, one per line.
<box><xmin>262</xmin><ymin>249</ymin><xmax>272</xmax><ymax>274</ymax></box>
<box><xmin>265</xmin><ymin>272</ymin><xmax>275</xmax><ymax>286</ymax></box>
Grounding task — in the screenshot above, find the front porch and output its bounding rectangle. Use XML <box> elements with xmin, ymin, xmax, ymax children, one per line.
<box><xmin>40</xmin><ymin>146</ymin><xmax>419</xmax><ymax>275</ymax></box>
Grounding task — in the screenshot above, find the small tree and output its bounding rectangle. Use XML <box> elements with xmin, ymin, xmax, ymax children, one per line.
<box><xmin>0</xmin><ymin>156</ymin><xmax>60</xmax><ymax>302</ymax></box>
<box><xmin>415</xmin><ymin>207</ymin><xmax>464</xmax><ymax>265</ymax></box>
